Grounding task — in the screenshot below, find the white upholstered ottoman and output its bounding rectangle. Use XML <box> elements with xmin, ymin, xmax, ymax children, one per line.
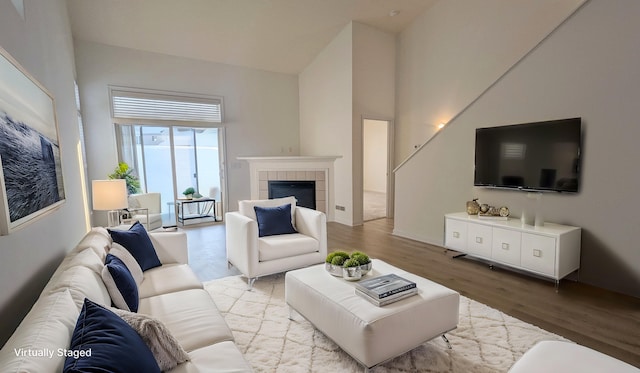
<box><xmin>509</xmin><ymin>341</ymin><xmax>640</xmax><ymax>373</ymax></box>
<box><xmin>285</xmin><ymin>259</ymin><xmax>460</xmax><ymax>370</ymax></box>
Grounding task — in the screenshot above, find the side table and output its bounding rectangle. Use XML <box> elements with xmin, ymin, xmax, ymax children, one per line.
<box><xmin>175</xmin><ymin>198</ymin><xmax>217</xmax><ymax>226</ymax></box>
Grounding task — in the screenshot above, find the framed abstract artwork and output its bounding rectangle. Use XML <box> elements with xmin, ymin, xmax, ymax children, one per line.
<box><xmin>0</xmin><ymin>46</ymin><xmax>65</xmax><ymax>235</ymax></box>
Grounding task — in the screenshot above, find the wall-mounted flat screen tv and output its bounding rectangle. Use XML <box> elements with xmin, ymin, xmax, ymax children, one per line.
<box><xmin>474</xmin><ymin>117</ymin><xmax>582</xmax><ymax>193</ymax></box>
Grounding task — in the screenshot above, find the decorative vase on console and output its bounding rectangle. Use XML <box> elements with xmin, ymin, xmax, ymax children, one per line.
<box><xmin>466</xmin><ymin>198</ymin><xmax>480</xmax><ymax>215</ymax></box>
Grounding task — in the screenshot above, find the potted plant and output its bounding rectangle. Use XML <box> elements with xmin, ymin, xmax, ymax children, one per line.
<box><xmin>108</xmin><ymin>162</ymin><xmax>141</xmax><ymax>195</ymax></box>
<box><xmin>342</xmin><ymin>258</ymin><xmax>362</xmax><ymax>281</ymax></box>
<box><xmin>325</xmin><ymin>251</ymin><xmax>350</xmax><ymax>276</ymax></box>
<box><xmin>182</xmin><ymin>187</ymin><xmax>196</xmax><ymax>199</ymax></box>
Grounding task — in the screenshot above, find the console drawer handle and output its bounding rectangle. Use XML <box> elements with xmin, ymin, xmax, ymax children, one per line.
<box><xmin>502</xmin><ymin>243</ymin><xmax>509</xmax><ymax>250</ymax></box>
<box><xmin>476</xmin><ymin>237</ymin><xmax>483</xmax><ymax>244</ymax></box>
<box><xmin>533</xmin><ymin>249</ymin><xmax>542</xmax><ymax>257</ymax></box>
<box><xmin>453</xmin><ymin>232</ymin><xmax>460</xmax><ymax>238</ymax></box>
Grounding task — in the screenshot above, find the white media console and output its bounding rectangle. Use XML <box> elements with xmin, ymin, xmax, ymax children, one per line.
<box><xmin>444</xmin><ymin>212</ymin><xmax>581</xmax><ymax>288</ymax></box>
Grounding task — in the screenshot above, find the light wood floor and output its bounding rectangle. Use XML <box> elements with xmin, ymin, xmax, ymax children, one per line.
<box><xmin>184</xmin><ymin>219</ymin><xmax>640</xmax><ymax>368</ymax></box>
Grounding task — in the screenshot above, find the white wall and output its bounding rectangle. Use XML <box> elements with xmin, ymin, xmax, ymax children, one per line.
<box><xmin>395</xmin><ymin>0</ymin><xmax>586</xmax><ymax>165</ymax></box>
<box><xmin>394</xmin><ymin>0</ymin><xmax>640</xmax><ymax>297</ymax></box>
<box><xmin>352</xmin><ymin>23</ymin><xmax>395</xmax><ymax>225</ymax></box>
<box><xmin>300</xmin><ymin>22</ymin><xmax>395</xmax><ymax>225</ymax></box>
<box><xmin>0</xmin><ymin>0</ymin><xmax>89</xmax><ymax>345</ymax></box>
<box><xmin>74</xmin><ymin>41</ymin><xmax>300</xmax><ymax>215</ymax></box>
<box><xmin>363</xmin><ymin>119</ymin><xmax>387</xmax><ymax>193</ymax></box>
<box><xmin>299</xmin><ymin>24</ymin><xmax>353</xmax><ymax>225</ymax></box>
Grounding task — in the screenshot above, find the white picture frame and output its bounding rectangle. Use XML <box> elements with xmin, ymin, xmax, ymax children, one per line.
<box><xmin>0</xmin><ymin>46</ymin><xmax>65</xmax><ymax>235</ymax></box>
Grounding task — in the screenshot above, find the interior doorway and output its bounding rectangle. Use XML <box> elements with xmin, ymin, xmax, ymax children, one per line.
<box><xmin>363</xmin><ymin>119</ymin><xmax>393</xmax><ymax>221</ymax></box>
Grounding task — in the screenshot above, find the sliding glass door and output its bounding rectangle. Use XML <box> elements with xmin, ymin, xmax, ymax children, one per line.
<box><xmin>173</xmin><ymin>127</ymin><xmax>221</xmax><ymax>200</ymax></box>
<box><xmin>116</xmin><ymin>124</ymin><xmax>225</xmax><ymax>224</ymax></box>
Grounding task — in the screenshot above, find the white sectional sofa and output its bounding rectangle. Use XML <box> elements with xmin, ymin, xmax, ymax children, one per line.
<box><xmin>0</xmin><ymin>227</ymin><xmax>252</xmax><ymax>372</ymax></box>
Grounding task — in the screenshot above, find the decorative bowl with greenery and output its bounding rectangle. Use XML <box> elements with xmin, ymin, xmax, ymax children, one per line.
<box><xmin>325</xmin><ymin>250</ymin><xmax>372</xmax><ymax>278</ymax></box>
<box><xmin>325</xmin><ymin>251</ymin><xmax>350</xmax><ymax>276</ymax></box>
<box><xmin>350</xmin><ymin>251</ymin><xmax>372</xmax><ymax>274</ymax></box>
<box><xmin>342</xmin><ymin>258</ymin><xmax>362</xmax><ymax>281</ymax></box>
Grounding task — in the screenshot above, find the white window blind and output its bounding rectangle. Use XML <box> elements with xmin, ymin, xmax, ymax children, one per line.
<box><xmin>110</xmin><ymin>88</ymin><xmax>223</xmax><ymax>123</ymax></box>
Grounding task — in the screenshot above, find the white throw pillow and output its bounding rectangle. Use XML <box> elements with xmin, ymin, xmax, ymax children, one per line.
<box><xmin>109</xmin><ymin>243</ymin><xmax>144</xmax><ymax>286</ymax></box>
<box><xmin>111</xmin><ymin>308</ymin><xmax>190</xmax><ymax>371</ymax></box>
<box><xmin>238</xmin><ymin>196</ymin><xmax>297</xmax><ymax>226</ymax></box>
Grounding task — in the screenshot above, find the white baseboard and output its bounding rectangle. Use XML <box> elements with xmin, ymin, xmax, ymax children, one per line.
<box><xmin>391</xmin><ymin>229</ymin><xmax>443</xmax><ymax>247</ymax></box>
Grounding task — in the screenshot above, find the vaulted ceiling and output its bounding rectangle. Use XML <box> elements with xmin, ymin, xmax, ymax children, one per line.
<box><xmin>66</xmin><ymin>0</ymin><xmax>436</xmax><ymax>75</ymax></box>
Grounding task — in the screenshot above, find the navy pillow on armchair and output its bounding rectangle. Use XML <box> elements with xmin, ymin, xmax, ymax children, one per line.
<box><xmin>254</xmin><ymin>204</ymin><xmax>298</xmax><ymax>237</ymax></box>
<box><xmin>108</xmin><ymin>221</ymin><xmax>161</xmax><ymax>271</ymax></box>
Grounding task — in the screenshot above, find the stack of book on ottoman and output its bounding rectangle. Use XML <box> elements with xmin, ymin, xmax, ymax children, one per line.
<box><xmin>354</xmin><ymin>273</ymin><xmax>417</xmax><ymax>306</ymax></box>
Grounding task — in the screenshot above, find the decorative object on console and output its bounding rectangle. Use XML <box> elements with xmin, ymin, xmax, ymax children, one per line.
<box><xmin>92</xmin><ymin>179</ymin><xmax>129</xmax><ymax>227</ymax></box>
<box><xmin>466</xmin><ymin>198</ymin><xmax>480</xmax><ymax>215</ymax></box>
<box><xmin>476</xmin><ymin>204</ymin><xmax>510</xmax><ymax>220</ymax></box>
<box><xmin>499</xmin><ymin>206</ymin><xmax>510</xmax><ymax>217</ymax></box>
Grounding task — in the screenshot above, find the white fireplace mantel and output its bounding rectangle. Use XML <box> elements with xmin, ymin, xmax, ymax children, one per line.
<box><xmin>237</xmin><ymin>156</ymin><xmax>341</xmax><ymax>163</ymax></box>
<box><xmin>238</xmin><ymin>156</ymin><xmax>341</xmax><ymax>221</ymax></box>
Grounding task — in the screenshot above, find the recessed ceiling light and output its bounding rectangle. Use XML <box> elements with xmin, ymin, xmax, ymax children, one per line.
<box><xmin>389</xmin><ymin>10</ymin><xmax>400</xmax><ymax>17</ymax></box>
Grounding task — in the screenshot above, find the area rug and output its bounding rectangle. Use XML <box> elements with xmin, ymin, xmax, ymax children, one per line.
<box><xmin>204</xmin><ymin>274</ymin><xmax>569</xmax><ymax>373</ymax></box>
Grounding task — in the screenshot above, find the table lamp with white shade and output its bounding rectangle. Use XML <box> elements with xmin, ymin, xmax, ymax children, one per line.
<box><xmin>92</xmin><ymin>179</ymin><xmax>128</xmax><ymax>227</ymax></box>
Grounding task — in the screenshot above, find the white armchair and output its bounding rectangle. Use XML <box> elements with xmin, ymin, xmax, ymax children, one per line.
<box><xmin>128</xmin><ymin>192</ymin><xmax>163</xmax><ymax>231</ymax></box>
<box><xmin>225</xmin><ymin>197</ymin><xmax>327</xmax><ymax>288</ymax></box>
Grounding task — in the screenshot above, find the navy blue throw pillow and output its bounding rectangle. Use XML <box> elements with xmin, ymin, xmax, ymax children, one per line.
<box><xmin>64</xmin><ymin>298</ymin><xmax>160</xmax><ymax>373</ymax></box>
<box><xmin>108</xmin><ymin>221</ymin><xmax>161</xmax><ymax>271</ymax></box>
<box><xmin>104</xmin><ymin>254</ymin><xmax>139</xmax><ymax>312</ymax></box>
<box><xmin>254</xmin><ymin>204</ymin><xmax>297</xmax><ymax>237</ymax></box>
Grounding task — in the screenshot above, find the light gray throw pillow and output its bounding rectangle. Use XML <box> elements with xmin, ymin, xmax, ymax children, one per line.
<box><xmin>111</xmin><ymin>308</ymin><xmax>190</xmax><ymax>371</ymax></box>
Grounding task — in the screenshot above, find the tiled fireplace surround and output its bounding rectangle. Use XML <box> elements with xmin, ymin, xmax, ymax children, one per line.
<box><xmin>238</xmin><ymin>156</ymin><xmax>340</xmax><ymax>219</ymax></box>
<box><xmin>258</xmin><ymin>171</ymin><xmax>326</xmax><ymax>212</ymax></box>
